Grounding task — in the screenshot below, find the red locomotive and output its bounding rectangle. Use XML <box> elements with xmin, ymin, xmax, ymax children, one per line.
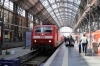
<box><xmin>31</xmin><ymin>25</ymin><xmax>64</xmax><ymax>51</ymax></box>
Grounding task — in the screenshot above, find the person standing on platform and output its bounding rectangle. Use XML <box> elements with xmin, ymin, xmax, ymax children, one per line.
<box><xmin>64</xmin><ymin>36</ymin><xmax>67</xmax><ymax>43</ymax></box>
<box><xmin>79</xmin><ymin>40</ymin><xmax>82</xmax><ymax>53</ymax></box>
<box><xmin>64</xmin><ymin>36</ymin><xmax>70</xmax><ymax>46</ymax></box>
<box><xmin>69</xmin><ymin>35</ymin><xmax>74</xmax><ymax>46</ymax></box>
<box><xmin>75</xmin><ymin>36</ymin><xmax>78</xmax><ymax>44</ymax></box>
<box><xmin>80</xmin><ymin>34</ymin><xmax>88</xmax><ymax>55</ymax></box>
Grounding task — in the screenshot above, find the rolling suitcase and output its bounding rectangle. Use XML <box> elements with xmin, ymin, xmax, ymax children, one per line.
<box><xmin>79</xmin><ymin>44</ymin><xmax>81</xmax><ymax>53</ymax></box>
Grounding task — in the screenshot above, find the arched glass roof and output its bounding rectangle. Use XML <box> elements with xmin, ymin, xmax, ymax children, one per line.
<box><xmin>40</xmin><ymin>0</ymin><xmax>81</xmax><ymax>28</ymax></box>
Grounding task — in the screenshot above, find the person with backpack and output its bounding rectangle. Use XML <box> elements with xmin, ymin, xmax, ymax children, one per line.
<box><xmin>64</xmin><ymin>36</ymin><xmax>70</xmax><ymax>46</ymax></box>
<box><xmin>64</xmin><ymin>36</ymin><xmax>67</xmax><ymax>43</ymax></box>
<box><xmin>80</xmin><ymin>34</ymin><xmax>88</xmax><ymax>55</ymax></box>
<box><xmin>69</xmin><ymin>35</ymin><xmax>75</xmax><ymax>46</ymax></box>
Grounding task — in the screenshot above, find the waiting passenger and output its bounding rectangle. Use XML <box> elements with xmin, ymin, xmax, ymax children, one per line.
<box><xmin>64</xmin><ymin>36</ymin><xmax>70</xmax><ymax>46</ymax></box>
<box><xmin>64</xmin><ymin>36</ymin><xmax>67</xmax><ymax>43</ymax></box>
<box><xmin>69</xmin><ymin>35</ymin><xmax>74</xmax><ymax>46</ymax></box>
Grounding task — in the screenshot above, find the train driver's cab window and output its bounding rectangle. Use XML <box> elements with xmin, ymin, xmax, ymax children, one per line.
<box><xmin>44</xmin><ymin>27</ymin><xmax>52</xmax><ymax>33</ymax></box>
<box><xmin>35</xmin><ymin>27</ymin><xmax>41</xmax><ymax>32</ymax></box>
<box><xmin>35</xmin><ymin>27</ymin><xmax>53</xmax><ymax>33</ymax></box>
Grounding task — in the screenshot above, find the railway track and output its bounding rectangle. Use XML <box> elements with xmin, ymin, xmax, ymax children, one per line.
<box><xmin>20</xmin><ymin>42</ymin><xmax>63</xmax><ymax>66</ymax></box>
<box><xmin>21</xmin><ymin>51</ymin><xmax>52</xmax><ymax>66</ymax></box>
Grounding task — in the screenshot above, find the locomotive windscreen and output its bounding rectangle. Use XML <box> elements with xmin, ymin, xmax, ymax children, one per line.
<box><xmin>35</xmin><ymin>27</ymin><xmax>52</xmax><ymax>33</ymax></box>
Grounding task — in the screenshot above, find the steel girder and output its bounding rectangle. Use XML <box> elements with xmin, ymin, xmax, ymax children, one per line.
<box><xmin>47</xmin><ymin>0</ymin><xmax>62</xmax><ymax>27</ymax></box>
<box><xmin>49</xmin><ymin>6</ymin><xmax>76</xmax><ymax>13</ymax></box>
<box><xmin>55</xmin><ymin>0</ymin><xmax>64</xmax><ymax>26</ymax></box>
<box><xmin>10</xmin><ymin>0</ymin><xmax>59</xmax><ymax>28</ymax></box>
<box><xmin>10</xmin><ymin>0</ymin><xmax>80</xmax><ymax>29</ymax></box>
<box><xmin>10</xmin><ymin>0</ymin><xmax>31</xmax><ymax>10</ymax></box>
<box><xmin>52</xmin><ymin>11</ymin><xmax>75</xmax><ymax>17</ymax></box>
<box><xmin>27</xmin><ymin>0</ymin><xmax>39</xmax><ymax>11</ymax></box>
<box><xmin>73</xmin><ymin>0</ymin><xmax>98</xmax><ymax>31</ymax></box>
<box><xmin>45</xmin><ymin>0</ymin><xmax>79</xmax><ymax>9</ymax></box>
<box><xmin>40</xmin><ymin>0</ymin><xmax>80</xmax><ymax>28</ymax></box>
<box><xmin>54</xmin><ymin>14</ymin><xmax>74</xmax><ymax>20</ymax></box>
<box><xmin>48</xmin><ymin>7</ymin><xmax>76</xmax><ymax>27</ymax></box>
<box><xmin>48</xmin><ymin>6</ymin><xmax>77</xmax><ymax>27</ymax></box>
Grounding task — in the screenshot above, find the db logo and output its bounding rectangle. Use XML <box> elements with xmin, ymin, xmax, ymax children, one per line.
<box><xmin>40</xmin><ymin>36</ymin><xmax>44</xmax><ymax>38</ymax></box>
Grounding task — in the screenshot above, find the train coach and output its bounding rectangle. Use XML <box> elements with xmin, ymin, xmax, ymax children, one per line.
<box><xmin>31</xmin><ymin>25</ymin><xmax>64</xmax><ymax>51</ymax></box>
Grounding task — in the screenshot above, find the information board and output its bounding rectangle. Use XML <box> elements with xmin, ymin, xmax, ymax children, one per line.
<box><xmin>25</xmin><ymin>31</ymin><xmax>31</xmax><ymax>46</ymax></box>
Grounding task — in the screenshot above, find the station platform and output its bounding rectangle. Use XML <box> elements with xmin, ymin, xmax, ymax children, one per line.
<box><xmin>2</xmin><ymin>41</ymin><xmax>24</xmax><ymax>50</ymax></box>
<box><xmin>0</xmin><ymin>46</ymin><xmax>32</xmax><ymax>60</ymax></box>
<box><xmin>44</xmin><ymin>42</ymin><xmax>100</xmax><ymax>66</ymax></box>
<box><xmin>3</xmin><ymin>41</ymin><xmax>24</xmax><ymax>45</ymax></box>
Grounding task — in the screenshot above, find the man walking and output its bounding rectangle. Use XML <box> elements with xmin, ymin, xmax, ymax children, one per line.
<box><xmin>80</xmin><ymin>34</ymin><xmax>88</xmax><ymax>55</ymax></box>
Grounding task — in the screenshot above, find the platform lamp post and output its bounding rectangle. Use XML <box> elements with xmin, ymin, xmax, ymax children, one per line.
<box><xmin>87</xmin><ymin>1</ymin><xmax>93</xmax><ymax>55</ymax></box>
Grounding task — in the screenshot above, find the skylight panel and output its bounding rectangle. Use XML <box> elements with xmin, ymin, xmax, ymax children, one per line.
<box><xmin>52</xmin><ymin>4</ymin><xmax>57</xmax><ymax>9</ymax></box>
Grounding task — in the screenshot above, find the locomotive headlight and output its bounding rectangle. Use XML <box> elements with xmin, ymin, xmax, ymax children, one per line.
<box><xmin>49</xmin><ymin>40</ymin><xmax>51</xmax><ymax>42</ymax></box>
<box><xmin>34</xmin><ymin>40</ymin><xmax>36</xmax><ymax>42</ymax></box>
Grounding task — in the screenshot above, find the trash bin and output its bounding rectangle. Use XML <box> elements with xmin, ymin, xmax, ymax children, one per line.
<box><xmin>92</xmin><ymin>42</ymin><xmax>98</xmax><ymax>54</ymax></box>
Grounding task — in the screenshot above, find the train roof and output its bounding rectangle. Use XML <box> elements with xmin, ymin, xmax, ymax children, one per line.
<box><xmin>34</xmin><ymin>25</ymin><xmax>57</xmax><ymax>27</ymax></box>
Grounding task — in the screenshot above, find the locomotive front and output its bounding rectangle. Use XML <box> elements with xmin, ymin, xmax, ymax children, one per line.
<box><xmin>31</xmin><ymin>25</ymin><xmax>55</xmax><ymax>50</ymax></box>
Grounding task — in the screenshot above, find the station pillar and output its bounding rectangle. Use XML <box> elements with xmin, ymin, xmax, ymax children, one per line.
<box><xmin>0</xmin><ymin>18</ymin><xmax>3</xmax><ymax>55</ymax></box>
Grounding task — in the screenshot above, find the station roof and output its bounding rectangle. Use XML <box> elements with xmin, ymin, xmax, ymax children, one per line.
<box><xmin>10</xmin><ymin>0</ymin><xmax>81</xmax><ymax>29</ymax></box>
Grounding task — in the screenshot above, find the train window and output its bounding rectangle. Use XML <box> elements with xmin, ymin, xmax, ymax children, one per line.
<box><xmin>44</xmin><ymin>27</ymin><xmax>52</xmax><ymax>32</ymax></box>
<box><xmin>35</xmin><ymin>27</ymin><xmax>53</xmax><ymax>33</ymax></box>
<box><xmin>35</xmin><ymin>30</ymin><xmax>41</xmax><ymax>32</ymax></box>
<box><xmin>35</xmin><ymin>27</ymin><xmax>41</xmax><ymax>32</ymax></box>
